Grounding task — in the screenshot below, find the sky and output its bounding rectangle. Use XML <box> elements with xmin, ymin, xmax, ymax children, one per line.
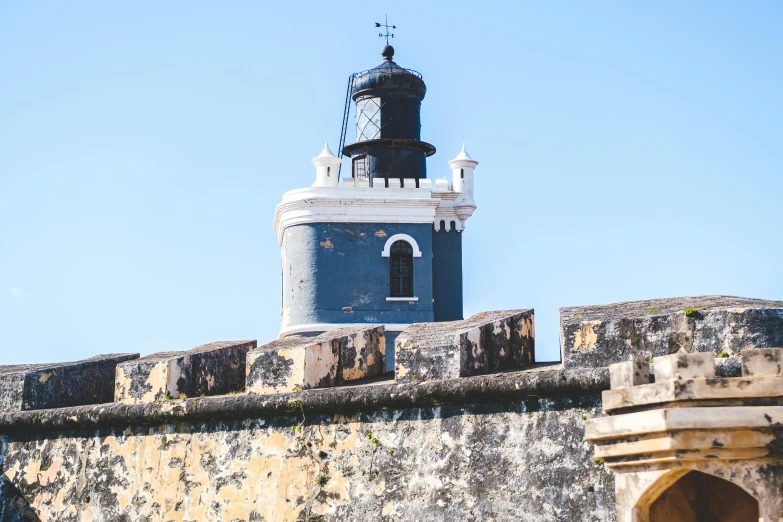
<box><xmin>1</xmin><ymin>1</ymin><xmax>782</xmax><ymax>365</ymax></box>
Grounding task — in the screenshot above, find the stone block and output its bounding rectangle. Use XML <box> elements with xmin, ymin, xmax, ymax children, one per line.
<box><xmin>372</xmin><ymin>178</ymin><xmax>385</xmax><ymax>188</ymax></box>
<box><xmin>560</xmin><ymin>296</ymin><xmax>783</xmax><ymax>369</ymax></box>
<box><xmin>403</xmin><ymin>178</ymin><xmax>417</xmax><ymax>188</ymax></box>
<box><xmin>395</xmin><ymin>309</ymin><xmax>535</xmax><ymax>383</ymax></box>
<box><xmin>434</xmin><ymin>179</ymin><xmax>449</xmax><ymax>192</ymax></box>
<box><xmin>387</xmin><ymin>178</ymin><xmax>401</xmax><ymax>188</ymax></box>
<box><xmin>609</xmin><ymin>360</ymin><xmax>651</xmax><ymax>389</ymax></box>
<box><xmin>653</xmin><ymin>352</ymin><xmax>715</xmax><ymax>382</ymax></box>
<box><xmin>115</xmin><ymin>340</ymin><xmax>255</xmax><ymax>404</ymax></box>
<box><xmin>419</xmin><ymin>179</ymin><xmax>432</xmax><ymax>190</ymax></box>
<box><xmin>246</xmin><ymin>326</ymin><xmax>385</xmax><ymax>395</ymax></box>
<box><xmin>341</xmin><ymin>177</ymin><xmax>355</xmax><ymax>187</ymax></box>
<box><xmin>0</xmin><ymin>353</ymin><xmax>138</xmax><ymax>412</ymax></box>
<box><xmin>741</xmin><ymin>348</ymin><xmax>783</xmax><ymax>377</ymax></box>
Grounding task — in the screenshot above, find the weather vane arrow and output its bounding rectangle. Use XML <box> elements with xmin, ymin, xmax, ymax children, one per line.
<box><xmin>375</xmin><ymin>15</ymin><xmax>396</xmax><ymax>45</ymax></box>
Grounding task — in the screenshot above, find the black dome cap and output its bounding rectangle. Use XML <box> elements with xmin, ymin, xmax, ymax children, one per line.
<box><xmin>351</xmin><ymin>46</ymin><xmax>426</xmax><ymax>99</ymax></box>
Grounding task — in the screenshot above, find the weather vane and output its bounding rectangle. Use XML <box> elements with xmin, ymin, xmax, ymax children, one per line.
<box><xmin>375</xmin><ymin>15</ymin><xmax>396</xmax><ymax>45</ymax></box>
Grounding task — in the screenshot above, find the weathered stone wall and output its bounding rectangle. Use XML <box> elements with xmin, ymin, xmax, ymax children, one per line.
<box><xmin>0</xmin><ymin>368</ymin><xmax>614</xmax><ymax>522</ymax></box>
<box><xmin>2</xmin><ymin>295</ymin><xmax>779</xmax><ymax>522</ymax></box>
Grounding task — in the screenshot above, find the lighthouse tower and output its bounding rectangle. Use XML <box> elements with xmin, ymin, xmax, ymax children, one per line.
<box><xmin>273</xmin><ymin>45</ymin><xmax>478</xmax><ymax>369</ymax></box>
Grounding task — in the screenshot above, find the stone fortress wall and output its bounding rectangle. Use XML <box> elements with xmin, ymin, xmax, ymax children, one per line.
<box><xmin>1</xmin><ymin>296</ymin><xmax>781</xmax><ymax>521</ymax></box>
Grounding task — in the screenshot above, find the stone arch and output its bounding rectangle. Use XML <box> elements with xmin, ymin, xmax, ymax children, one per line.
<box><xmin>381</xmin><ymin>234</ymin><xmax>422</xmax><ymax>258</ymax></box>
<box><xmin>634</xmin><ymin>469</ymin><xmax>761</xmax><ymax>522</ymax></box>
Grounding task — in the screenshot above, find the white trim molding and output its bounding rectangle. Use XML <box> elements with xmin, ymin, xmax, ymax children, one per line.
<box><xmin>272</xmin><ymin>186</ymin><xmax>441</xmax><ymax>244</ymax></box>
<box><xmin>278</xmin><ymin>322</ymin><xmax>413</xmax><ymax>339</ymax></box>
<box><xmin>386</xmin><ymin>296</ymin><xmax>419</xmax><ymax>302</ymax></box>
<box><xmin>381</xmin><ymin>233</ymin><xmax>423</xmax><ymax>258</ymax></box>
<box><xmin>271</xmin><ymin>181</ymin><xmax>476</xmax><ymax>244</ymax></box>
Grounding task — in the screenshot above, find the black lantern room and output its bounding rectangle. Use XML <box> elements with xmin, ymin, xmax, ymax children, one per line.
<box><xmin>341</xmin><ymin>45</ymin><xmax>435</xmax><ymax>186</ymax></box>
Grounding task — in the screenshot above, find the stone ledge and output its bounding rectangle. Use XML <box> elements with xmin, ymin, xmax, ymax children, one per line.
<box><xmin>0</xmin><ymin>364</ymin><xmax>608</xmax><ymax>434</ymax></box>
<box><xmin>602</xmin><ymin>375</ymin><xmax>783</xmax><ymax>413</ymax></box>
<box><xmin>586</xmin><ymin>405</ymin><xmax>783</xmax><ymax>441</ymax></box>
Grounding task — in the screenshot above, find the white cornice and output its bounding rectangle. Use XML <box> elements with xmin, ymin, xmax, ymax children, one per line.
<box><xmin>273</xmin><ymin>185</ymin><xmax>474</xmax><ymax>244</ymax></box>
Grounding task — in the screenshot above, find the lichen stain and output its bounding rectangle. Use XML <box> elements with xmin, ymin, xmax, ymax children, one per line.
<box><xmin>518</xmin><ymin>316</ymin><xmax>535</xmax><ymax>339</ymax></box>
<box><xmin>38</xmin><ymin>372</ymin><xmax>52</xmax><ymax>383</ymax></box>
<box><xmin>573</xmin><ymin>321</ymin><xmax>600</xmax><ymax>352</ymax></box>
<box><xmin>320</xmin><ymin>239</ymin><xmax>334</xmax><ymax>249</ymax></box>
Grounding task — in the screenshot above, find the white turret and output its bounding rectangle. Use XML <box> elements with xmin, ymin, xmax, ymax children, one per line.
<box><xmin>449</xmin><ymin>144</ymin><xmax>478</xmax><ymax>206</ymax></box>
<box><xmin>312</xmin><ymin>143</ymin><xmax>342</xmax><ymax>187</ymax></box>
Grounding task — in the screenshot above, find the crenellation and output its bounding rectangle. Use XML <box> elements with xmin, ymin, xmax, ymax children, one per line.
<box><xmin>741</xmin><ymin>347</ymin><xmax>783</xmax><ymax>376</ymax></box>
<box><xmin>651</xmin><ymin>351</ymin><xmax>716</xmax><ymax>382</ymax></box>
<box><xmin>114</xmin><ymin>340</ymin><xmax>256</xmax><ymax>404</ymax></box>
<box><xmin>560</xmin><ymin>295</ymin><xmax>783</xmax><ymax>369</ymax></box>
<box><xmin>394</xmin><ymin>309</ymin><xmax>535</xmax><ymax>382</ymax></box>
<box><xmin>608</xmin><ymin>360</ymin><xmax>651</xmax><ymax>389</ymax></box>
<box><xmin>0</xmin><ymin>353</ymin><xmax>138</xmax><ymax>412</ymax></box>
<box><xmin>245</xmin><ymin>325</ymin><xmax>385</xmax><ymax>394</ymax></box>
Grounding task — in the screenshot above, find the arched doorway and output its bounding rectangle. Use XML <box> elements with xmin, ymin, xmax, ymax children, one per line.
<box><xmin>647</xmin><ymin>470</ymin><xmax>760</xmax><ymax>522</ymax></box>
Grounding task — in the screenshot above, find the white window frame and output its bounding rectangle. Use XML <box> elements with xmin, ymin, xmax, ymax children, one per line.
<box><xmin>381</xmin><ymin>234</ymin><xmax>423</xmax><ymax>258</ymax></box>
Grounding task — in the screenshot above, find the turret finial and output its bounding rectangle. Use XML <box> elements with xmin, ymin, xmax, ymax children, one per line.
<box><xmin>453</xmin><ymin>143</ymin><xmax>475</xmax><ymax>162</ymax></box>
<box><xmin>316</xmin><ymin>142</ymin><xmax>337</xmax><ymax>159</ymax></box>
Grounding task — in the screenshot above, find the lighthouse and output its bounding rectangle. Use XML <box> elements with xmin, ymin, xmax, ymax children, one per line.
<box><xmin>273</xmin><ymin>45</ymin><xmax>478</xmax><ymax>369</ymax></box>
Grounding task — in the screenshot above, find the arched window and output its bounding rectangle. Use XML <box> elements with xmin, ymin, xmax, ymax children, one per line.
<box><xmin>643</xmin><ymin>470</ymin><xmax>759</xmax><ymax>522</ymax></box>
<box><xmin>389</xmin><ymin>240</ymin><xmax>413</xmax><ymax>297</ymax></box>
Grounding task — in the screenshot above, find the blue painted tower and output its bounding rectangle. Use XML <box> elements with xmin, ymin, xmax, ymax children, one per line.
<box><xmin>273</xmin><ymin>46</ymin><xmax>478</xmax><ymax>370</ymax></box>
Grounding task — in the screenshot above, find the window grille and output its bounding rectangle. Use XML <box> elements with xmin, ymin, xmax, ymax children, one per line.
<box><xmin>356</xmin><ymin>97</ymin><xmax>382</xmax><ymax>142</ymax></box>
<box><xmin>353</xmin><ymin>155</ymin><xmax>368</xmax><ymax>179</ymax></box>
<box><xmin>390</xmin><ymin>240</ymin><xmax>414</xmax><ymax>297</ymax></box>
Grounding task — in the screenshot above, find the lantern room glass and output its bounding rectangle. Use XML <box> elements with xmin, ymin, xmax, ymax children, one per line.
<box><xmin>356</xmin><ymin>97</ymin><xmax>381</xmax><ymax>142</ymax></box>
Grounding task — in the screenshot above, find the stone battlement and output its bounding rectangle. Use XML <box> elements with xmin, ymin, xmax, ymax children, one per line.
<box><xmin>0</xmin><ymin>310</ymin><xmax>537</xmax><ymax>418</ymax></box>
<box><xmin>2</xmin><ymin>297</ymin><xmax>781</xmax><ymax>419</ymax></box>
<box><xmin>1</xmin><ymin>296</ymin><xmax>782</xmax><ymax>522</ymax></box>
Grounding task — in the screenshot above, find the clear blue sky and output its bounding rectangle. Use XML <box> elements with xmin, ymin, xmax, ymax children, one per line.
<box><xmin>1</xmin><ymin>2</ymin><xmax>782</xmax><ymax>365</ymax></box>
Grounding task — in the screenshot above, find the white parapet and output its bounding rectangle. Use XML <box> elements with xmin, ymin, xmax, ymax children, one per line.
<box><xmin>274</xmin><ymin>143</ymin><xmax>481</xmax><ymax>243</ymax></box>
